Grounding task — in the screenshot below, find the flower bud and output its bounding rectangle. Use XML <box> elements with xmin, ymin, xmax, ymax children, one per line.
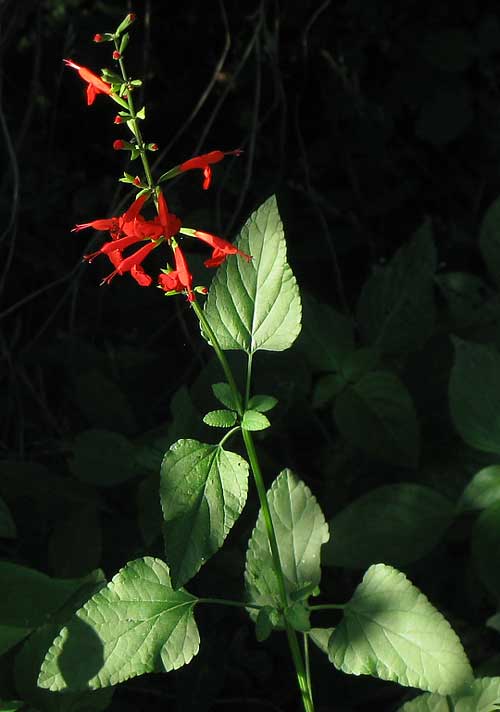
<box><xmin>133</xmin><ymin>176</ymin><xmax>141</xmax><ymax>186</ymax></box>
<box><xmin>114</xmin><ymin>115</ymin><xmax>123</xmax><ymax>124</ymax></box>
<box><xmin>113</xmin><ymin>139</ymin><xmax>125</xmax><ymax>150</ymax></box>
<box><xmin>93</xmin><ymin>33</ymin><xmax>104</xmax><ymax>43</ymax></box>
<box><xmin>113</xmin><ymin>50</ymin><xmax>121</xmax><ymax>60</ymax></box>
<box><xmin>148</xmin><ymin>143</ymin><xmax>159</xmax><ymax>151</ymax></box>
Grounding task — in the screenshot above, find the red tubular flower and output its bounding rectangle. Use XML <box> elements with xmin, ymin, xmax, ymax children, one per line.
<box><xmin>154</xmin><ymin>190</ymin><xmax>181</xmax><ymax>240</ymax></box>
<box><xmin>183</xmin><ymin>229</ymin><xmax>251</xmax><ymax>268</ymax></box>
<box><xmin>158</xmin><ymin>243</ymin><xmax>194</xmax><ymax>301</ymax></box>
<box><xmin>101</xmin><ymin>241</ymin><xmax>158</xmax><ymax>286</ymax></box>
<box><xmin>63</xmin><ymin>58</ymin><xmax>112</xmax><ymax>105</ymax></box>
<box><xmin>72</xmin><ymin>193</ymin><xmax>149</xmax><ymax>239</ymax></box>
<box><xmin>179</xmin><ymin>149</ymin><xmax>242</xmax><ymax>189</ymax></box>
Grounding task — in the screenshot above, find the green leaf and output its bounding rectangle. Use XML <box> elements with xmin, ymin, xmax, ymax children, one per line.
<box><xmin>459</xmin><ymin>466</ymin><xmax>500</xmax><ymax>512</ymax></box>
<box><xmin>245</xmin><ymin>470</ymin><xmax>329</xmax><ymax>617</ymax></box>
<box><xmin>241</xmin><ymin>410</ymin><xmax>270</xmax><ymax>431</ymax></box>
<box><xmin>399</xmin><ymin>677</ymin><xmax>500</xmax><ymax>711</ymax></box>
<box><xmin>69</xmin><ymin>429</ymin><xmax>137</xmax><ymax>487</ymax></box>
<box><xmin>340</xmin><ymin>347</ymin><xmax>380</xmax><ymax>383</ymax></box>
<box><xmin>160</xmin><ymin>439</ymin><xmax>249</xmax><ymax>589</ymax></box>
<box><xmin>297</xmin><ymin>291</ymin><xmax>354</xmax><ymax>372</ymax></box>
<box><xmin>15</xmin><ymin>623</ymin><xmax>113</xmax><ymax>712</ymax></box>
<box><xmin>255</xmin><ymin>607</ymin><xmax>277</xmax><ymax>642</ymax></box>
<box><xmin>334</xmin><ymin>370</ymin><xmax>420</xmax><ymax>467</ymax></box>
<box><xmin>449</xmin><ymin>338</ymin><xmax>500</xmax><ymax>454</ymax></box>
<box><xmin>435</xmin><ymin>272</ymin><xmax>499</xmax><ymax>328</ymax></box>
<box><xmin>212</xmin><ymin>382</ymin><xmax>238</xmax><ymax>410</ymax></box>
<box><xmin>329</xmin><ymin>564</ymin><xmax>473</xmax><ymax>694</ymax></box>
<box><xmin>0</xmin><ymin>702</ymin><xmax>23</xmax><ymax>712</ymax></box>
<box><xmin>0</xmin><ymin>563</ymin><xmax>87</xmax><ymax>629</ymax></box>
<box><xmin>203</xmin><ymin>195</ymin><xmax>302</xmax><ymax>354</ymax></box>
<box><xmin>312</xmin><ymin>373</ymin><xmax>345</xmax><ymax>407</ymax></box>
<box><xmin>0</xmin><ymin>496</ymin><xmax>16</xmax><ymax>538</ymax></box>
<box><xmin>309</xmin><ymin>628</ymin><xmax>334</xmax><ymax>656</ymax></box>
<box><xmin>136</xmin><ymin>105</ymin><xmax>146</xmax><ymax>120</ymax></box>
<box><xmin>202</xmin><ymin>410</ymin><xmax>237</xmax><ymax>428</ymax></box>
<box><xmin>286</xmin><ymin>602</ymin><xmax>311</xmax><ymax>632</ymax></box>
<box><xmin>472</xmin><ymin>501</ymin><xmax>500</xmax><ymax>599</ymax></box>
<box><xmin>72</xmin><ymin>370</ymin><xmax>136</xmax><ymax>435</ymax></box>
<box><xmin>38</xmin><ymin>557</ymin><xmax>199</xmax><ymax>691</ymax></box>
<box><xmin>247</xmin><ymin>394</ymin><xmax>278</xmax><ymax>413</ymax></box>
<box><xmin>323</xmin><ymin>484</ymin><xmax>454</xmax><ymax>569</ymax></box>
<box><xmin>0</xmin><ymin>626</ymin><xmax>33</xmax><ymax>656</ymax></box>
<box><xmin>481</xmin><ymin>195</ymin><xmax>500</xmax><ymax>289</ymax></box>
<box><xmin>356</xmin><ymin>220</ymin><xmax>436</xmax><ymax>354</ymax></box>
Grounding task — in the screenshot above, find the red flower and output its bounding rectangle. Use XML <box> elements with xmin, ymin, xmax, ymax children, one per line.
<box><xmin>181</xmin><ymin>228</ymin><xmax>251</xmax><ymax>268</ymax></box>
<box><xmin>179</xmin><ymin>149</ymin><xmax>242</xmax><ymax>189</ymax></box>
<box><xmin>63</xmin><ymin>58</ymin><xmax>112</xmax><ymax>105</ymax></box>
<box><xmin>101</xmin><ymin>241</ymin><xmax>158</xmax><ymax>286</ymax></box>
<box><xmin>72</xmin><ymin>194</ymin><xmax>149</xmax><ymax>239</ymax></box>
<box><xmin>153</xmin><ymin>190</ymin><xmax>181</xmax><ymax>240</ymax></box>
<box><xmin>158</xmin><ymin>243</ymin><xmax>194</xmax><ymax>301</ymax></box>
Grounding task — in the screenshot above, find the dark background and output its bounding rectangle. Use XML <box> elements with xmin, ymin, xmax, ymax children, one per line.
<box><xmin>2</xmin><ymin>1</ymin><xmax>500</xmax><ymax>710</ymax></box>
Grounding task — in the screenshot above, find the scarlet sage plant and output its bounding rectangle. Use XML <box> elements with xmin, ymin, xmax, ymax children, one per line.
<box><xmin>37</xmin><ymin>12</ymin><xmax>476</xmax><ymax>712</ymax></box>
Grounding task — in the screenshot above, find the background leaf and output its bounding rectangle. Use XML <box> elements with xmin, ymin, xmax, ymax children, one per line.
<box><xmin>160</xmin><ymin>439</ymin><xmax>249</xmax><ymax>589</ymax></box>
<box><xmin>245</xmin><ymin>470</ymin><xmax>329</xmax><ymax>616</ymax></box>
<box><xmin>323</xmin><ymin>484</ymin><xmax>454</xmax><ymax>569</ymax></box>
<box><xmin>329</xmin><ymin>564</ymin><xmax>473</xmax><ymax>694</ymax></box>
<box><xmin>69</xmin><ymin>429</ymin><xmax>137</xmax><ymax>487</ymax></box>
<box><xmin>297</xmin><ymin>291</ymin><xmax>354</xmax><ymax>372</ymax></box>
<box><xmin>449</xmin><ymin>338</ymin><xmax>500</xmax><ymax>454</ymax></box>
<box><xmin>356</xmin><ymin>220</ymin><xmax>436</xmax><ymax>354</ymax></box>
<box><xmin>459</xmin><ymin>466</ymin><xmax>500</xmax><ymax>512</ymax></box>
<box><xmin>203</xmin><ymin>195</ymin><xmax>302</xmax><ymax>353</ymax></box>
<box><xmin>472</xmin><ymin>501</ymin><xmax>500</xmax><ymax>599</ymax></box>
<box><xmin>334</xmin><ymin>371</ymin><xmax>420</xmax><ymax>467</ymax></box>
<box><xmin>38</xmin><ymin>557</ymin><xmax>199</xmax><ymax>691</ymax></box>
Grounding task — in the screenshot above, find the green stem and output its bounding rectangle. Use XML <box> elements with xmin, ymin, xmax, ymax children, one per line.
<box><xmin>197</xmin><ymin>597</ymin><xmax>262</xmax><ymax>610</ymax></box>
<box><xmin>114</xmin><ymin>44</ymin><xmax>155</xmax><ymax>189</ymax></box>
<box><xmin>190</xmin><ymin>301</ymin><xmax>243</xmax><ymax>415</ymax></box>
<box><xmin>218</xmin><ymin>425</ymin><xmax>241</xmax><ymax>449</ymax></box>
<box><xmin>190</xmin><ymin>300</ymin><xmax>313</xmax><ymax>710</ymax></box>
<box><xmin>303</xmin><ymin>633</ymin><xmax>312</xmax><ymax>708</ymax></box>
<box><xmin>245</xmin><ymin>351</ymin><xmax>254</xmax><ymax>407</ymax></box>
<box><xmin>308</xmin><ymin>603</ymin><xmax>345</xmax><ymax>612</ymax></box>
<box><xmin>241</xmin><ymin>428</ymin><xmax>315</xmax><ymax>712</ymax></box>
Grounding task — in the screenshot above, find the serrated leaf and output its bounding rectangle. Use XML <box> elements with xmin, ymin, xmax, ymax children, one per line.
<box><xmin>203</xmin><ymin>195</ymin><xmax>302</xmax><ymax>353</ymax></box>
<box><xmin>449</xmin><ymin>338</ymin><xmax>500</xmax><ymax>454</ymax></box>
<box><xmin>356</xmin><ymin>221</ymin><xmax>436</xmax><ymax>354</ymax></box>
<box><xmin>160</xmin><ymin>439</ymin><xmax>249</xmax><ymax>588</ymax></box>
<box><xmin>329</xmin><ymin>564</ymin><xmax>473</xmax><ymax>694</ymax></box>
<box><xmin>38</xmin><ymin>557</ymin><xmax>199</xmax><ymax>691</ymax></box>
<box><xmin>334</xmin><ymin>370</ymin><xmax>420</xmax><ymax>467</ymax></box>
<box><xmin>15</xmin><ymin>622</ymin><xmax>113</xmax><ymax>712</ymax></box>
<box><xmin>212</xmin><ymin>382</ymin><xmax>237</xmax><ymax>410</ymax></box>
<box><xmin>323</xmin><ymin>484</ymin><xmax>454</xmax><ymax>569</ymax></box>
<box><xmin>69</xmin><ymin>429</ymin><xmax>137</xmax><ymax>487</ymax></box>
<box><xmin>241</xmin><ymin>410</ymin><xmax>270</xmax><ymax>431</ymax></box>
<box><xmin>255</xmin><ymin>607</ymin><xmax>276</xmax><ymax>642</ymax></box>
<box><xmin>247</xmin><ymin>394</ymin><xmax>278</xmax><ymax>413</ymax></box>
<box><xmin>203</xmin><ymin>410</ymin><xmax>237</xmax><ymax>428</ymax></box>
<box><xmin>309</xmin><ymin>628</ymin><xmax>334</xmax><ymax>656</ymax></box>
<box><xmin>245</xmin><ymin>470</ymin><xmax>329</xmax><ymax>617</ymax></box>
<box><xmin>472</xmin><ymin>501</ymin><xmax>500</xmax><ymax>599</ymax></box>
<box><xmin>459</xmin><ymin>466</ymin><xmax>500</xmax><ymax>512</ymax></box>
<box><xmin>480</xmin><ymin>194</ymin><xmax>500</xmax><ymax>290</ymax></box>
<box><xmin>399</xmin><ymin>677</ymin><xmax>500</xmax><ymax>711</ymax></box>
